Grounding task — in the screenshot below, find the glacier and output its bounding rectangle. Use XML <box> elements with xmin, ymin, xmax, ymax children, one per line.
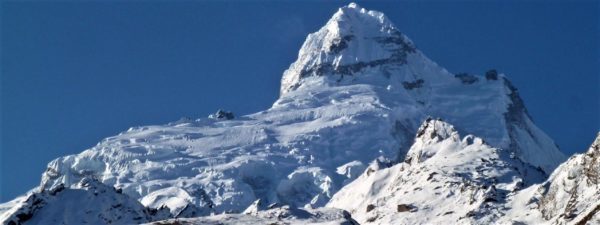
<box><xmin>1</xmin><ymin>3</ymin><xmax>591</xmax><ymax>225</ymax></box>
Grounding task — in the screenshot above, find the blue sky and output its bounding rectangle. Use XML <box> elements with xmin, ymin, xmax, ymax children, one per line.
<box><xmin>1</xmin><ymin>1</ymin><xmax>598</xmax><ymax>202</ymax></box>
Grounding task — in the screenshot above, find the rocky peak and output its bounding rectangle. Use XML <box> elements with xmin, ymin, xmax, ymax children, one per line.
<box><xmin>414</xmin><ymin>118</ymin><xmax>458</xmax><ymax>144</ymax></box>
<box><xmin>280</xmin><ymin>3</ymin><xmax>417</xmax><ymax>95</ymax></box>
<box><xmin>208</xmin><ymin>109</ymin><xmax>235</xmax><ymax>120</ymax></box>
<box><xmin>403</xmin><ymin>118</ymin><xmax>461</xmax><ymax>165</ymax></box>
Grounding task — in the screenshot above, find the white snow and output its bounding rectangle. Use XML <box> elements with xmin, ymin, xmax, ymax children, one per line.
<box><xmin>140</xmin><ymin>187</ymin><xmax>194</xmax><ymax>216</ymax></box>
<box><xmin>144</xmin><ymin>206</ymin><xmax>358</xmax><ymax>225</ymax></box>
<box><xmin>0</xmin><ymin>3</ymin><xmax>578</xmax><ymax>225</ymax></box>
<box><xmin>500</xmin><ymin>133</ymin><xmax>600</xmax><ymax>225</ymax></box>
<box><xmin>1</xmin><ymin>178</ymin><xmax>168</xmax><ymax>225</ymax></box>
<box><xmin>279</xmin><ymin>3</ymin><xmax>564</xmax><ymax>173</ymax></box>
<box><xmin>327</xmin><ymin>119</ymin><xmax>545</xmax><ymax>224</ymax></box>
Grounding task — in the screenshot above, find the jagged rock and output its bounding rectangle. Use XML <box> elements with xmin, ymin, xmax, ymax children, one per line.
<box><xmin>485</xmin><ymin>69</ymin><xmax>498</xmax><ymax>80</ymax></box>
<box><xmin>208</xmin><ymin>109</ymin><xmax>234</xmax><ymax>120</ymax></box>
<box><xmin>402</xmin><ymin>79</ymin><xmax>424</xmax><ymax>90</ymax></box>
<box><xmin>454</xmin><ymin>73</ymin><xmax>479</xmax><ymax>84</ymax></box>
<box><xmin>397</xmin><ymin>204</ymin><xmax>414</xmax><ymax>212</ymax></box>
<box><xmin>366</xmin><ymin>204</ymin><xmax>376</xmax><ymax>212</ymax></box>
<box><xmin>329</xmin><ymin>35</ymin><xmax>354</xmax><ymax>54</ymax></box>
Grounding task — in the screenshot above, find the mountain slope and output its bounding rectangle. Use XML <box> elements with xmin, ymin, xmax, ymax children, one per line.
<box><xmin>144</xmin><ymin>206</ymin><xmax>358</xmax><ymax>225</ymax></box>
<box><xmin>279</xmin><ymin>3</ymin><xmax>564</xmax><ymax>173</ymax></box>
<box><xmin>1</xmin><ymin>3</ymin><xmax>568</xmax><ymax>224</ymax></box>
<box><xmin>0</xmin><ymin>178</ymin><xmax>169</xmax><ymax>225</ymax></box>
<box><xmin>500</xmin><ymin>133</ymin><xmax>600</xmax><ymax>225</ymax></box>
<box><xmin>327</xmin><ymin>118</ymin><xmax>546</xmax><ymax>224</ymax></box>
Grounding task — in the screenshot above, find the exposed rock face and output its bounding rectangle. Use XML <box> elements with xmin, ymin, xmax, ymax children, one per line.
<box><xmin>366</xmin><ymin>204</ymin><xmax>376</xmax><ymax>213</ymax></box>
<box><xmin>401</xmin><ymin>79</ymin><xmax>424</xmax><ymax>90</ymax></box>
<box><xmin>485</xmin><ymin>69</ymin><xmax>498</xmax><ymax>80</ymax></box>
<box><xmin>583</xmin><ymin>134</ymin><xmax>600</xmax><ymax>185</ymax></box>
<box><xmin>499</xmin><ymin>77</ymin><xmax>565</xmax><ymax>173</ymax></box>
<box><xmin>454</xmin><ymin>73</ymin><xmax>479</xmax><ymax>84</ymax></box>
<box><xmin>208</xmin><ymin>109</ymin><xmax>235</xmax><ymax>120</ymax></box>
<box><xmin>537</xmin><ymin>133</ymin><xmax>600</xmax><ymax>224</ymax></box>
<box><xmin>396</xmin><ymin>204</ymin><xmax>414</xmax><ymax>213</ymax></box>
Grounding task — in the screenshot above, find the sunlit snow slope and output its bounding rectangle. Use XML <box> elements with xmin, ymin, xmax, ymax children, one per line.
<box><xmin>1</xmin><ymin>3</ymin><xmax>568</xmax><ymax>225</ymax></box>
<box><xmin>500</xmin><ymin>133</ymin><xmax>600</xmax><ymax>225</ymax></box>
<box><xmin>327</xmin><ymin>118</ymin><xmax>546</xmax><ymax>224</ymax></box>
<box><xmin>0</xmin><ymin>178</ymin><xmax>170</xmax><ymax>225</ymax></box>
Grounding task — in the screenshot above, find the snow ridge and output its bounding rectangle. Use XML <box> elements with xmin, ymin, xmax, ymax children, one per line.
<box><xmin>1</xmin><ymin>177</ymin><xmax>169</xmax><ymax>225</ymax></box>
<box><xmin>500</xmin><ymin>133</ymin><xmax>600</xmax><ymax>225</ymax></box>
<box><xmin>327</xmin><ymin>119</ymin><xmax>545</xmax><ymax>224</ymax></box>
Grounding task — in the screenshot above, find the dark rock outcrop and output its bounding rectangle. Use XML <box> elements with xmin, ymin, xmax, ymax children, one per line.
<box><xmin>209</xmin><ymin>109</ymin><xmax>235</xmax><ymax>120</ymax></box>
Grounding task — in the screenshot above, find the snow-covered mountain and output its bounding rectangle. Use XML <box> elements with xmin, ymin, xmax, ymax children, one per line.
<box><xmin>499</xmin><ymin>132</ymin><xmax>600</xmax><ymax>225</ymax></box>
<box><xmin>327</xmin><ymin>118</ymin><xmax>545</xmax><ymax>224</ymax></box>
<box><xmin>279</xmin><ymin>3</ymin><xmax>565</xmax><ymax>173</ymax></box>
<box><xmin>2</xmin><ymin>3</ymin><xmax>588</xmax><ymax>225</ymax></box>
<box><xmin>0</xmin><ymin>178</ymin><xmax>170</xmax><ymax>225</ymax></box>
<box><xmin>330</xmin><ymin>126</ymin><xmax>599</xmax><ymax>225</ymax></box>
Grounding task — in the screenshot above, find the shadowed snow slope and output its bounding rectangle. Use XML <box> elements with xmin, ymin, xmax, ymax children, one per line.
<box><xmin>1</xmin><ymin>3</ymin><xmax>569</xmax><ymax>225</ymax></box>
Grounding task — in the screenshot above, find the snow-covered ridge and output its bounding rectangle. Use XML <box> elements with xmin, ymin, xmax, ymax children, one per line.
<box><xmin>327</xmin><ymin>122</ymin><xmax>598</xmax><ymax>225</ymax></box>
<box><xmin>1</xmin><ymin>177</ymin><xmax>170</xmax><ymax>225</ymax></box>
<box><xmin>500</xmin><ymin>133</ymin><xmax>600</xmax><ymax>225</ymax></box>
<box><xmin>327</xmin><ymin>119</ymin><xmax>546</xmax><ymax>224</ymax></box>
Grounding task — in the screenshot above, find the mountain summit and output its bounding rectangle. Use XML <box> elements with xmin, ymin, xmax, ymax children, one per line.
<box><xmin>281</xmin><ymin>3</ymin><xmax>417</xmax><ymax>95</ymax></box>
<box><xmin>280</xmin><ymin>3</ymin><xmax>564</xmax><ymax>172</ymax></box>
<box><xmin>1</xmin><ymin>4</ymin><xmax>583</xmax><ymax>225</ymax></box>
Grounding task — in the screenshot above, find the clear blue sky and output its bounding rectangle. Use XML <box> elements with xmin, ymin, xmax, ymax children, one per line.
<box><xmin>1</xmin><ymin>1</ymin><xmax>598</xmax><ymax>202</ymax></box>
